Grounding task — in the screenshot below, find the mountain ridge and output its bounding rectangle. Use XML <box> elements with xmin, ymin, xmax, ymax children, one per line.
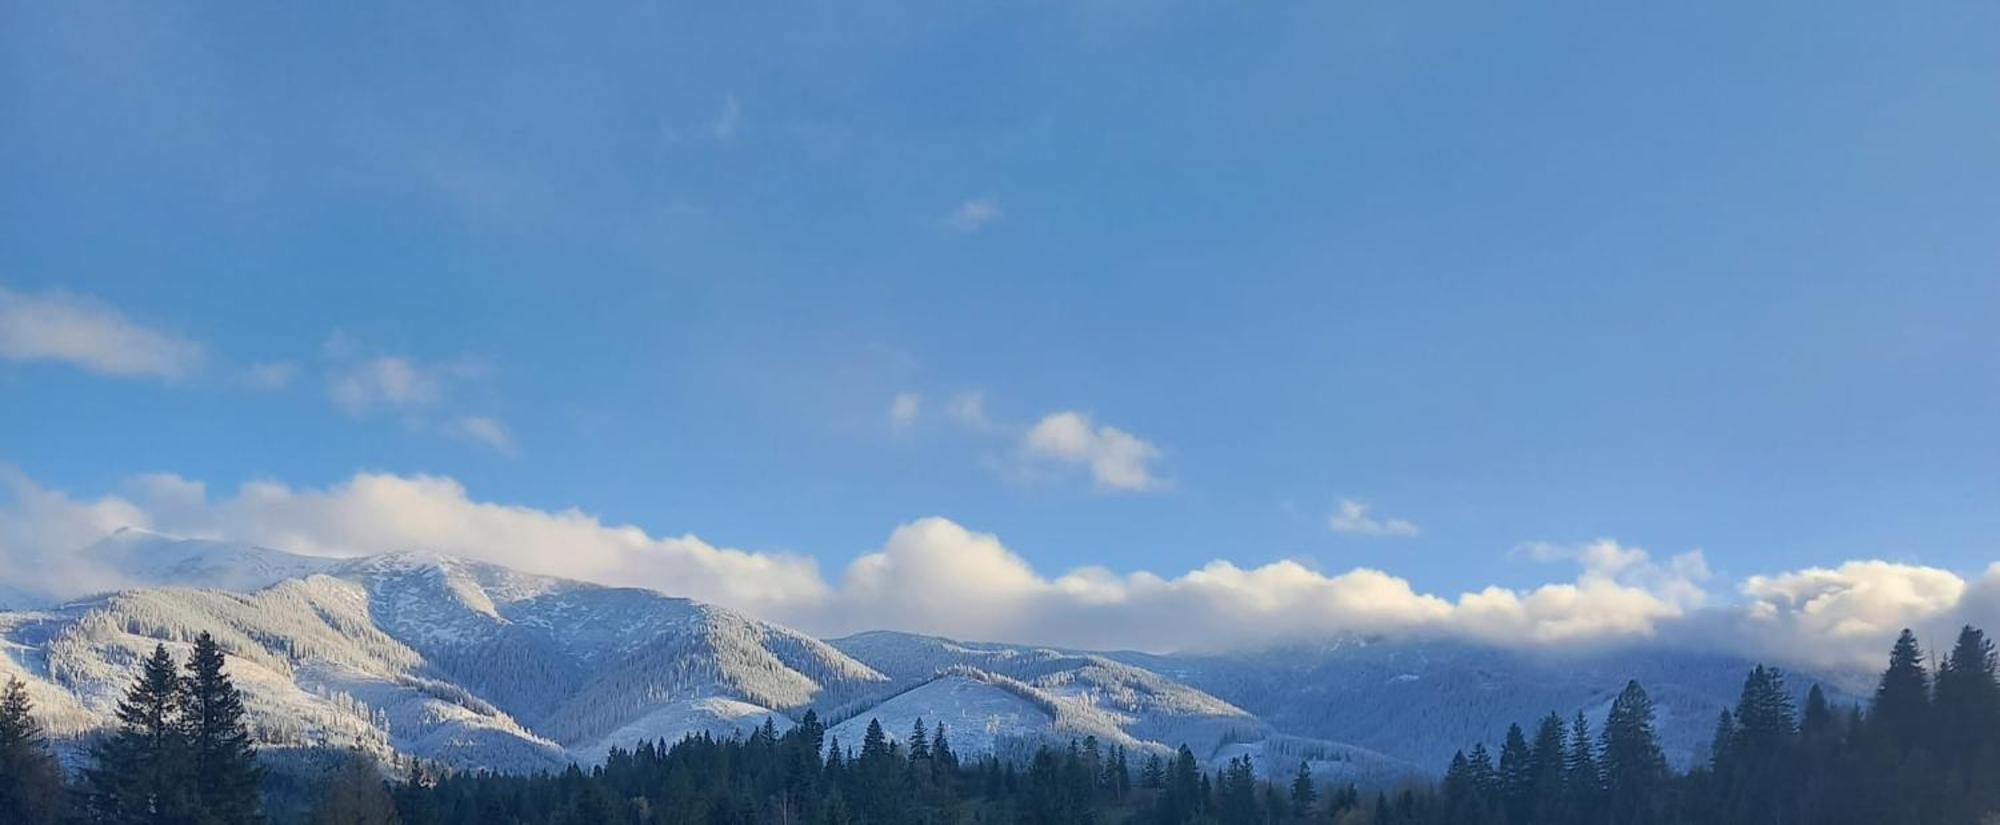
<box><xmin>0</xmin><ymin>529</ymin><xmax>1871</xmax><ymax>782</ymax></box>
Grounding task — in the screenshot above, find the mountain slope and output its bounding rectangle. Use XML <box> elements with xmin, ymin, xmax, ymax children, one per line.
<box><xmin>827</xmin><ymin>631</ymin><xmax>1424</xmax><ymax>783</ymax></box>
<box><xmin>0</xmin><ymin>537</ymin><xmax>888</xmax><ymax>771</ymax></box>
<box><xmin>1115</xmin><ymin>637</ymin><xmax>1872</xmax><ymax>770</ymax></box>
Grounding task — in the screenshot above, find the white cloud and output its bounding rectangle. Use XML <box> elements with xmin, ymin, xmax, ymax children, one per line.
<box><xmin>328</xmin><ymin>355</ymin><xmax>446</xmax><ymax>416</ymax></box>
<box><xmin>320</xmin><ymin>337</ymin><xmax>510</xmax><ymax>452</ymax></box>
<box><xmin>1328</xmin><ymin>498</ymin><xmax>1420</xmax><ymax>538</ymax></box>
<box><xmin>0</xmin><ymin>468</ymin><xmax>825</xmax><ymax>616</ymax></box>
<box><xmin>0</xmin><ymin>286</ymin><xmax>204</xmax><ymax>381</ymax></box>
<box><xmin>944</xmin><ymin>199</ymin><xmax>1003</xmax><ymax>232</ymax></box>
<box><xmin>946</xmin><ymin>391</ymin><xmax>991</xmax><ymax>430</ymax></box>
<box><xmin>1022</xmin><ymin>411</ymin><xmax>1164</xmax><ymax>492</ymax></box>
<box><xmin>242</xmin><ymin>361</ymin><xmax>297</xmax><ymax>391</ymax></box>
<box><xmin>3</xmin><ymin>465</ymin><xmax>1994</xmax><ymax>669</ymax></box>
<box><xmin>447</xmin><ymin>415</ymin><xmax>519</xmax><ymax>456</ymax></box>
<box><xmin>709</xmin><ymin>94</ymin><xmax>742</xmax><ymax>141</ymax></box>
<box><xmin>889</xmin><ymin>392</ymin><xmax>922</xmax><ymax>429</ymax></box>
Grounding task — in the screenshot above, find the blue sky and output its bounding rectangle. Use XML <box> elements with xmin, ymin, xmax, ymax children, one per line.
<box><xmin>3</xmin><ymin>2</ymin><xmax>1998</xmax><ymax>654</ymax></box>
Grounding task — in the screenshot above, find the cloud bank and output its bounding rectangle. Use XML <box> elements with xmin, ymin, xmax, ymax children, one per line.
<box><xmin>2</xmin><ymin>466</ymin><xmax>1994</xmax><ymax>671</ymax></box>
<box><xmin>0</xmin><ymin>286</ymin><xmax>204</xmax><ymax>381</ymax></box>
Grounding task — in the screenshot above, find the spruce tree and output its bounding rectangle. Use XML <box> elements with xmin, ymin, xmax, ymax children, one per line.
<box><xmin>1798</xmin><ymin>684</ymin><xmax>1834</xmax><ymax>742</ymax></box>
<box><xmin>1599</xmin><ymin>680</ymin><xmax>1665</xmax><ymax>825</ymax></box>
<box><xmin>1707</xmin><ymin>710</ymin><xmax>1736</xmax><ymax>772</ymax></box>
<box><xmin>1141</xmin><ymin>753</ymin><xmax>1165</xmax><ymax>790</ymax></box>
<box><xmin>1525</xmin><ymin>713</ymin><xmax>1565</xmax><ymax>824</ymax></box>
<box><xmin>183</xmin><ymin>632</ymin><xmax>263</xmax><ymax>823</ymax></box>
<box><xmin>930</xmin><ymin>721</ymin><xmax>957</xmax><ymax>776</ymax></box>
<box><xmin>1872</xmin><ymin>628</ymin><xmax>1930</xmax><ymax>751</ymax></box>
<box><xmin>311</xmin><ymin>750</ymin><xmax>399</xmax><ymax>825</ymax></box>
<box><xmin>1562</xmin><ymin>710</ymin><xmax>1600</xmax><ymax>822</ymax></box>
<box><xmin>0</xmin><ymin>678</ymin><xmax>65</xmax><ymax>825</ymax></box>
<box><xmin>906</xmin><ymin>717</ymin><xmax>930</xmax><ymax>762</ymax></box>
<box><xmin>1935</xmin><ymin>626</ymin><xmax>1999</xmax><ymax>754</ymax></box>
<box><xmin>1289</xmin><ymin>760</ymin><xmax>1317</xmax><ymax>815</ymax></box>
<box><xmin>86</xmin><ymin>643</ymin><xmax>193</xmax><ymax>823</ymax></box>
<box><xmin>1497</xmin><ymin>722</ymin><xmax>1532</xmax><ymax>825</ymax></box>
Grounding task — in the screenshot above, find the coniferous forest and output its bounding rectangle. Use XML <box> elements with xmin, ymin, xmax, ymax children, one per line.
<box><xmin>3</xmin><ymin>626</ymin><xmax>2000</xmax><ymax>824</ymax></box>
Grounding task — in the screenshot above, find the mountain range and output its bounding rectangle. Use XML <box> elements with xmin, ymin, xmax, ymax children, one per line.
<box><xmin>0</xmin><ymin>529</ymin><xmax>1869</xmax><ymax>784</ymax></box>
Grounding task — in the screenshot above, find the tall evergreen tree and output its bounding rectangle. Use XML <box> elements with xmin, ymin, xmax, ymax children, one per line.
<box><xmin>1496</xmin><ymin>723</ymin><xmax>1532</xmax><ymax>825</ymax></box>
<box><xmin>0</xmin><ymin>678</ymin><xmax>64</xmax><ymax>825</ymax></box>
<box><xmin>1140</xmin><ymin>753</ymin><xmax>1165</xmax><ymax>790</ymax></box>
<box><xmin>930</xmin><ymin>721</ymin><xmax>957</xmax><ymax>776</ymax></box>
<box><xmin>1872</xmin><ymin>628</ymin><xmax>1931</xmax><ymax>751</ymax></box>
<box><xmin>1798</xmin><ymin>684</ymin><xmax>1835</xmax><ymax>742</ymax></box>
<box><xmin>183</xmin><ymin>632</ymin><xmax>263</xmax><ymax>823</ymax></box>
<box><xmin>1290</xmin><ymin>760</ymin><xmax>1317</xmax><ymax>815</ymax></box>
<box><xmin>1599</xmin><ymin>680</ymin><xmax>1665</xmax><ymax>825</ymax></box>
<box><xmin>1935</xmin><ymin>626</ymin><xmax>1999</xmax><ymax>751</ymax></box>
<box><xmin>1525</xmin><ymin>713</ymin><xmax>1566</xmax><ymax>824</ymax></box>
<box><xmin>311</xmin><ymin>750</ymin><xmax>399</xmax><ymax>825</ymax></box>
<box><xmin>1562</xmin><ymin>711</ymin><xmax>1601</xmax><ymax>822</ymax></box>
<box><xmin>906</xmin><ymin>717</ymin><xmax>931</xmax><ymax>762</ymax></box>
<box><xmin>86</xmin><ymin>643</ymin><xmax>193</xmax><ymax>823</ymax></box>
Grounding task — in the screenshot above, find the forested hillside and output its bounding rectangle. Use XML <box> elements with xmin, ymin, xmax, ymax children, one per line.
<box><xmin>6</xmin><ymin>623</ymin><xmax>1998</xmax><ymax>824</ymax></box>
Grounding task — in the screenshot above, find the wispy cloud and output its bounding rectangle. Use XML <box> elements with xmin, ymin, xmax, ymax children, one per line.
<box><xmin>1328</xmin><ymin>498</ymin><xmax>1420</xmax><ymax>538</ymax></box>
<box><xmin>241</xmin><ymin>361</ymin><xmax>297</xmax><ymax>391</ymax></box>
<box><xmin>709</xmin><ymin>94</ymin><xmax>743</xmax><ymax>141</ymax></box>
<box><xmin>944</xmin><ymin>198</ymin><xmax>1003</xmax><ymax>232</ymax></box>
<box><xmin>946</xmin><ymin>391</ymin><xmax>991</xmax><ymax>430</ymax></box>
<box><xmin>447</xmin><ymin>415</ymin><xmax>519</xmax><ymax>457</ymax></box>
<box><xmin>889</xmin><ymin>392</ymin><xmax>922</xmax><ymax>430</ymax></box>
<box><xmin>320</xmin><ymin>334</ymin><xmax>514</xmax><ymax>454</ymax></box>
<box><xmin>0</xmin><ymin>286</ymin><xmax>204</xmax><ymax>381</ymax></box>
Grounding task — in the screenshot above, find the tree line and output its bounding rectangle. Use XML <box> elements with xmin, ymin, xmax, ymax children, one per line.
<box><xmin>2</xmin><ymin>632</ymin><xmax>263</xmax><ymax>824</ymax></box>
<box><xmin>3</xmin><ymin>625</ymin><xmax>1999</xmax><ymax>823</ymax></box>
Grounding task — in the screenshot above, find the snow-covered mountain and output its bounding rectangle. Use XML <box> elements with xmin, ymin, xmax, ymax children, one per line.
<box><xmin>0</xmin><ymin>531</ymin><xmax>1870</xmax><ymax>783</ymax></box>
<box><xmin>826</xmin><ymin>631</ymin><xmax>1425</xmax><ymax>786</ymax></box>
<box><xmin>0</xmin><ymin>534</ymin><xmax>888</xmax><ymax>772</ymax></box>
<box><xmin>1114</xmin><ymin>637</ymin><xmax>1872</xmax><ymax>771</ymax></box>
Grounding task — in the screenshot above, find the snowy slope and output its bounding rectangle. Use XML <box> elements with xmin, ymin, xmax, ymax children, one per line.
<box><xmin>825</xmin><ymin>670</ymin><xmax>1055</xmax><ymax>760</ymax></box>
<box><xmin>1116</xmin><ymin>637</ymin><xmax>1871</xmax><ymax>771</ymax></box>
<box><xmin>0</xmin><ymin>529</ymin><xmax>1868</xmax><ymax>782</ymax></box>
<box><xmin>0</xmin><ymin>535</ymin><xmax>886</xmax><ymax>772</ymax></box>
<box><xmin>827</xmin><ymin>632</ymin><xmax>1423</xmax><ymax>781</ymax></box>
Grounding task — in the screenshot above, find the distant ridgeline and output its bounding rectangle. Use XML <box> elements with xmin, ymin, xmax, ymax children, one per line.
<box><xmin>4</xmin><ymin>624</ymin><xmax>1999</xmax><ymax>824</ymax></box>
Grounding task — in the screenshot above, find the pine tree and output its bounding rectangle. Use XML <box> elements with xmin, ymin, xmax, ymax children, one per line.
<box><xmin>906</xmin><ymin>717</ymin><xmax>931</xmax><ymax>762</ymax></box>
<box><xmin>1525</xmin><ymin>713</ymin><xmax>1565</xmax><ymax>824</ymax></box>
<box><xmin>311</xmin><ymin>750</ymin><xmax>399</xmax><ymax>825</ymax></box>
<box><xmin>1289</xmin><ymin>760</ymin><xmax>1317</xmax><ymax>815</ymax></box>
<box><xmin>1872</xmin><ymin>628</ymin><xmax>1930</xmax><ymax>751</ymax></box>
<box><xmin>1599</xmin><ymin>680</ymin><xmax>1665</xmax><ymax>825</ymax></box>
<box><xmin>0</xmin><ymin>678</ymin><xmax>65</xmax><ymax>825</ymax></box>
<box><xmin>1798</xmin><ymin>684</ymin><xmax>1834</xmax><ymax>742</ymax></box>
<box><xmin>1465</xmin><ymin>743</ymin><xmax>1497</xmax><ymax>800</ymax></box>
<box><xmin>859</xmin><ymin>718</ymin><xmax>890</xmax><ymax>763</ymax></box>
<box><xmin>1562</xmin><ymin>710</ymin><xmax>1600</xmax><ymax>822</ymax></box>
<box><xmin>1935</xmin><ymin>626</ymin><xmax>1999</xmax><ymax>754</ymax></box>
<box><xmin>1497</xmin><ymin>723</ymin><xmax>1532</xmax><ymax>825</ymax></box>
<box><xmin>1141</xmin><ymin>753</ymin><xmax>1165</xmax><ymax>790</ymax></box>
<box><xmin>1707</xmin><ymin>710</ymin><xmax>1736</xmax><ymax>772</ymax></box>
<box><xmin>184</xmin><ymin>632</ymin><xmax>263</xmax><ymax>823</ymax></box>
<box><xmin>1732</xmin><ymin>665</ymin><xmax>1795</xmax><ymax>757</ymax></box>
<box><xmin>930</xmin><ymin>721</ymin><xmax>957</xmax><ymax>776</ymax></box>
<box><xmin>86</xmin><ymin>643</ymin><xmax>193</xmax><ymax>823</ymax></box>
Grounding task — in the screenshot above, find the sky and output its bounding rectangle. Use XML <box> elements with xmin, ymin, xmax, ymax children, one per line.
<box><xmin>2</xmin><ymin>1</ymin><xmax>1998</xmax><ymax>666</ymax></box>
